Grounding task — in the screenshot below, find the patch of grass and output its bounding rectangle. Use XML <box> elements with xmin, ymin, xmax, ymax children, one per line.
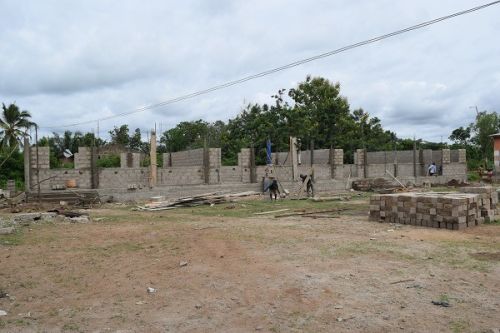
<box><xmin>430</xmin><ymin>240</ymin><xmax>500</xmax><ymax>272</ymax></box>
<box><xmin>333</xmin><ymin>240</ymin><xmax>417</xmax><ymax>260</ymax></box>
<box><xmin>439</xmin><ymin>293</ymin><xmax>450</xmax><ymax>303</ymax></box>
<box><xmin>18</xmin><ymin>280</ymin><xmax>38</xmax><ymax>289</ymax></box>
<box><xmin>179</xmin><ymin>198</ymin><xmax>366</xmax><ymax>219</ymax></box>
<box><xmin>0</xmin><ymin>228</ymin><xmax>23</xmax><ymax>246</ymax></box>
<box><xmin>86</xmin><ymin>242</ymin><xmax>145</xmax><ymax>256</ymax></box>
<box><xmin>485</xmin><ymin>219</ymin><xmax>500</xmax><ymax>225</ymax></box>
<box><xmin>449</xmin><ymin>319</ymin><xmax>470</xmax><ymax>333</ymax></box>
<box><xmin>62</xmin><ymin>322</ymin><xmax>82</xmax><ymax>332</ymax></box>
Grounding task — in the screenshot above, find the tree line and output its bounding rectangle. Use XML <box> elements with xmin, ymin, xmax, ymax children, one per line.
<box><xmin>1</xmin><ymin>75</ymin><xmax>498</xmax><ymax>188</ymax></box>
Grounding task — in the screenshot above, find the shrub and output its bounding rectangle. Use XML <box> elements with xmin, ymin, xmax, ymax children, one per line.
<box><xmin>96</xmin><ymin>154</ymin><xmax>120</xmax><ymax>168</ymax></box>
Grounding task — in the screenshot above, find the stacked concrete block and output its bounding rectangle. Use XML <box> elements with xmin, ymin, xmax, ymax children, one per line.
<box><xmin>74</xmin><ymin>147</ymin><xmax>91</xmax><ymax>169</ymax></box>
<box><xmin>369</xmin><ymin>190</ymin><xmax>497</xmax><ymax>230</ymax></box>
<box><xmin>30</xmin><ymin>146</ymin><xmax>50</xmax><ymax>169</ymax></box>
<box><xmin>459</xmin><ymin>187</ymin><xmax>498</xmax><ymax>223</ymax></box>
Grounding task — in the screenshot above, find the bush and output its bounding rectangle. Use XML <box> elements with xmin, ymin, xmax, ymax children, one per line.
<box><xmin>96</xmin><ymin>154</ymin><xmax>120</xmax><ymax>168</ymax></box>
<box><xmin>0</xmin><ymin>149</ymin><xmax>24</xmax><ymax>190</ymax></box>
<box><xmin>467</xmin><ymin>171</ymin><xmax>480</xmax><ymax>182</ymax></box>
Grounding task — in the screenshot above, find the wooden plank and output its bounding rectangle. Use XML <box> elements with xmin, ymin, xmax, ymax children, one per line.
<box><xmin>254</xmin><ymin>209</ymin><xmax>290</xmax><ymax>215</ymax></box>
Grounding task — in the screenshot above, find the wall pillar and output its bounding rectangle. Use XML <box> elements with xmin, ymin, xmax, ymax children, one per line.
<box><xmin>23</xmin><ymin>137</ymin><xmax>31</xmax><ymax>192</ymax></box>
<box><xmin>150</xmin><ymin>131</ymin><xmax>157</xmax><ymax>188</ymax></box>
<box><xmin>356</xmin><ymin>149</ymin><xmax>366</xmax><ymax>179</ymax></box>
<box><xmin>290</xmin><ymin>137</ymin><xmax>299</xmax><ymax>181</ymax></box>
<box><xmin>441</xmin><ymin>148</ymin><xmax>451</xmax><ymax>176</ymax></box>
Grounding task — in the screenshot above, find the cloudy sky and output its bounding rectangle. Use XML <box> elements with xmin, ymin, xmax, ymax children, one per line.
<box><xmin>1</xmin><ymin>0</ymin><xmax>499</xmax><ymax>143</ymax></box>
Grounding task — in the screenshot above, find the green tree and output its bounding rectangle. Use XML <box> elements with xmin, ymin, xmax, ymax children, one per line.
<box><xmin>128</xmin><ymin>128</ymin><xmax>143</xmax><ymax>152</ymax></box>
<box><xmin>160</xmin><ymin>120</ymin><xmax>211</xmax><ymax>152</ymax></box>
<box><xmin>449</xmin><ymin>126</ymin><xmax>471</xmax><ymax>145</ymax></box>
<box><xmin>288</xmin><ymin>76</ymin><xmax>351</xmax><ymax>148</ymax></box>
<box><xmin>471</xmin><ymin>111</ymin><xmax>499</xmax><ymax>164</ymax></box>
<box><xmin>0</xmin><ymin>103</ymin><xmax>35</xmax><ymax>149</ymax></box>
<box><xmin>109</xmin><ymin>125</ymin><xmax>130</xmax><ymax>146</ymax></box>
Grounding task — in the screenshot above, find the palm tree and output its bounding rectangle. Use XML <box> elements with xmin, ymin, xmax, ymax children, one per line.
<box><xmin>0</xmin><ymin>103</ymin><xmax>36</xmax><ymax>150</ymax></box>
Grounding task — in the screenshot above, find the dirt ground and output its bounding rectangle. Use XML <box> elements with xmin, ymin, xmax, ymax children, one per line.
<box><xmin>0</xmin><ymin>195</ymin><xmax>499</xmax><ymax>333</ymax></box>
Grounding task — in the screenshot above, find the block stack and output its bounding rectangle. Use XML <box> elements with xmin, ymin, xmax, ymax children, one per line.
<box><xmin>369</xmin><ymin>189</ymin><xmax>498</xmax><ymax>230</ymax></box>
<box><xmin>458</xmin><ymin>187</ymin><xmax>498</xmax><ymax>223</ymax></box>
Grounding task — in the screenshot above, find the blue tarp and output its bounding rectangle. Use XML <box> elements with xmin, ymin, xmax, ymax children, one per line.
<box><xmin>266</xmin><ymin>139</ymin><xmax>272</xmax><ymax>165</ymax></box>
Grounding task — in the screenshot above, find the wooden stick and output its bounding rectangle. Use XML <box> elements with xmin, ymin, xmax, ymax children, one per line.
<box><xmin>385</xmin><ymin>169</ymin><xmax>406</xmax><ymax>188</ymax></box>
<box><xmin>275</xmin><ymin>208</ymin><xmax>344</xmax><ymax>218</ymax></box>
<box><xmin>254</xmin><ymin>208</ymin><xmax>290</xmax><ymax>215</ymax></box>
<box><xmin>390</xmin><ymin>278</ymin><xmax>415</xmax><ymax>284</ymax></box>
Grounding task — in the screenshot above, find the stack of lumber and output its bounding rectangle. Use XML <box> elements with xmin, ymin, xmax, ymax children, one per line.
<box><xmin>369</xmin><ymin>187</ymin><xmax>498</xmax><ymax>230</ymax></box>
<box><xmin>138</xmin><ymin>191</ymin><xmax>260</xmax><ymax>211</ymax></box>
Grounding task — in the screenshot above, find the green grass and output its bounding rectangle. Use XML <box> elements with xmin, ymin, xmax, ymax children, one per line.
<box><xmin>0</xmin><ymin>228</ymin><xmax>24</xmax><ymax>246</ymax></box>
<box><xmin>426</xmin><ymin>240</ymin><xmax>500</xmax><ymax>272</ymax></box>
<box><xmin>333</xmin><ymin>240</ymin><xmax>417</xmax><ymax>260</ymax></box>
<box><xmin>449</xmin><ymin>319</ymin><xmax>470</xmax><ymax>333</ymax></box>
<box><xmin>85</xmin><ymin>241</ymin><xmax>145</xmax><ymax>257</ymax></box>
<box><xmin>485</xmin><ymin>219</ymin><xmax>500</xmax><ymax>225</ymax></box>
<box><xmin>62</xmin><ymin>322</ymin><xmax>82</xmax><ymax>332</ymax></box>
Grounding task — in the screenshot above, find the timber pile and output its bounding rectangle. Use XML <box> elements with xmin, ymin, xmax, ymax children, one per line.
<box><xmin>369</xmin><ymin>187</ymin><xmax>498</xmax><ymax>230</ymax></box>
<box><xmin>138</xmin><ymin>191</ymin><xmax>260</xmax><ymax>211</ymax></box>
<box><xmin>352</xmin><ymin>178</ymin><xmax>401</xmax><ymax>192</ymax></box>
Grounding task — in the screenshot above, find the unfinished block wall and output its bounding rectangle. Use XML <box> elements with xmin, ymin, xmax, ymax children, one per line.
<box><xmin>25</xmin><ymin>143</ymin><xmax>468</xmax><ymax>191</ymax></box>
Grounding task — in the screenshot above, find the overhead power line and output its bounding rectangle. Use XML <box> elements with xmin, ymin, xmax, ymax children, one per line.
<box><xmin>41</xmin><ymin>0</ymin><xmax>500</xmax><ymax>129</ymax></box>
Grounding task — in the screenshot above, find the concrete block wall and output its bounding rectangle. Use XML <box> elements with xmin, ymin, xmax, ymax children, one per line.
<box><xmin>220</xmin><ymin>166</ymin><xmax>242</xmax><ymax>183</ymax></box>
<box><xmin>271</xmin><ymin>152</ymin><xmax>291</xmax><ymax>166</ymax></box>
<box><xmin>299</xmin><ymin>149</ymin><xmax>330</xmax><ymax>165</ymax></box>
<box><xmin>120</xmin><ymin>153</ymin><xmax>141</xmax><ymax>168</ymax></box>
<box><xmin>238</xmin><ymin>148</ymin><xmax>251</xmax><ymax>168</ymax></box>
<box><xmin>366</xmin><ymin>164</ymin><xmax>387</xmax><ymax>178</ymax></box>
<box><xmin>209</xmin><ymin>148</ymin><xmax>221</xmax><ymax>168</ymax></box>
<box><xmin>443</xmin><ymin>163</ymin><xmax>467</xmax><ymax>177</ymax></box>
<box><xmin>159</xmin><ymin>167</ymin><xmax>204</xmax><ymax>185</ymax></box>
<box><xmin>333</xmin><ymin>149</ymin><xmax>343</xmax><ymax>165</ymax></box>
<box><xmin>26</xmin><ymin>144</ymin><xmax>467</xmax><ymax>191</ymax></box>
<box><xmin>396</xmin><ymin>164</ymin><xmax>414</xmax><ymax>177</ymax></box>
<box><xmin>74</xmin><ymin>147</ymin><xmax>91</xmax><ymax>169</ymax></box>
<box><xmin>99</xmin><ymin>168</ymin><xmax>149</xmax><ymax>188</ymax></box>
<box><xmin>442</xmin><ymin>149</ymin><xmax>451</xmax><ymax>164</ymax></box>
<box><xmin>168</xmin><ymin>148</ymin><xmax>204</xmax><ymax>167</ymax></box>
<box><xmin>30</xmin><ymin>146</ymin><xmax>50</xmax><ymax>169</ymax></box>
<box><xmin>458</xmin><ymin>149</ymin><xmax>466</xmax><ymax>163</ymax></box>
<box><xmin>34</xmin><ymin>169</ymin><xmax>91</xmax><ymax>190</ymax></box>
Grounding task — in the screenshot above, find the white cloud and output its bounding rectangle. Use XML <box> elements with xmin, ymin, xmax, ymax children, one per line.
<box><xmin>0</xmin><ymin>0</ymin><xmax>499</xmax><ymax>142</ymax></box>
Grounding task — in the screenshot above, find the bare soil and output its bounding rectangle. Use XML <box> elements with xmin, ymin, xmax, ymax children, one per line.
<box><xmin>0</xmin><ymin>196</ymin><xmax>499</xmax><ymax>332</ymax></box>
